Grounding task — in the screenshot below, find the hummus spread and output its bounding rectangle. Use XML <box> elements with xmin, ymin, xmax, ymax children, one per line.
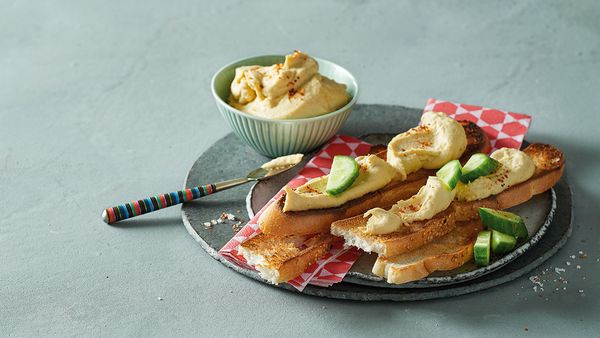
<box><xmin>261</xmin><ymin>153</ymin><xmax>303</xmax><ymax>172</ymax></box>
<box><xmin>229</xmin><ymin>51</ymin><xmax>350</xmax><ymax>120</ymax></box>
<box><xmin>456</xmin><ymin>148</ymin><xmax>535</xmax><ymax>202</ymax></box>
<box><xmin>364</xmin><ymin>176</ymin><xmax>455</xmax><ymax>235</ymax></box>
<box><xmin>283</xmin><ymin>112</ymin><xmax>467</xmax><ymax>212</ymax></box>
<box><xmin>387</xmin><ymin>112</ymin><xmax>467</xmax><ymax>180</ymax></box>
<box><xmin>283</xmin><ymin>155</ymin><xmax>396</xmax><ymax>212</ymax></box>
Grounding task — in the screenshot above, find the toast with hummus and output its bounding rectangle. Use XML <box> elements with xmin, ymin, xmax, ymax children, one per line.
<box><xmin>331</xmin><ymin>143</ymin><xmax>565</xmax><ymax>259</ymax></box>
<box><xmin>259</xmin><ymin>114</ymin><xmax>490</xmax><ymax>236</ymax></box>
<box><xmin>237</xmin><ymin>233</ymin><xmax>334</xmax><ymax>284</ymax></box>
<box><xmin>239</xmin><ymin>117</ymin><xmax>489</xmax><ymax>285</ymax></box>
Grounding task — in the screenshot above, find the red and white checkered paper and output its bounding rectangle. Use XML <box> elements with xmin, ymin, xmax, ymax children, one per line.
<box><xmin>219</xmin><ymin>99</ymin><xmax>531</xmax><ymax>291</ymax></box>
<box><xmin>424</xmin><ymin>98</ymin><xmax>531</xmax><ymax>151</ymax></box>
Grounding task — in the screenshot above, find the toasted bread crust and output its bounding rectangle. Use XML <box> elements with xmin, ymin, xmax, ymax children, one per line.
<box><xmin>459</xmin><ymin>120</ymin><xmax>491</xmax><ymax>163</ymax></box>
<box><xmin>523</xmin><ymin>143</ymin><xmax>565</xmax><ymax>174</ymax></box>
<box><xmin>238</xmin><ymin>233</ymin><xmax>334</xmax><ymax>284</ymax></box>
<box><xmin>259</xmin><ymin>122</ymin><xmax>490</xmax><ymax>236</ymax></box>
<box><xmin>372</xmin><ymin>220</ymin><xmax>483</xmax><ymax>284</ymax></box>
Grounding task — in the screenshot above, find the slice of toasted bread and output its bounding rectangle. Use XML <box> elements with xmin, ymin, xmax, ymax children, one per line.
<box><xmin>259</xmin><ymin>122</ymin><xmax>490</xmax><ymax>236</ymax></box>
<box><xmin>372</xmin><ymin>220</ymin><xmax>483</xmax><ymax>284</ymax></box>
<box><xmin>331</xmin><ymin>143</ymin><xmax>565</xmax><ymax>257</ymax></box>
<box><xmin>330</xmin><ymin>208</ymin><xmax>456</xmax><ymax>257</ymax></box>
<box><xmin>237</xmin><ymin>233</ymin><xmax>334</xmax><ymax>284</ymax></box>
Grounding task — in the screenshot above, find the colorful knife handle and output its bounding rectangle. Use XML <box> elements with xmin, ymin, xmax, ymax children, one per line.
<box><xmin>102</xmin><ymin>184</ymin><xmax>217</xmax><ymax>225</ymax></box>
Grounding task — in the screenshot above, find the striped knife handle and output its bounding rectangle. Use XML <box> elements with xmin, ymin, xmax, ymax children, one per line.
<box><xmin>102</xmin><ymin>184</ymin><xmax>217</xmax><ymax>225</ymax></box>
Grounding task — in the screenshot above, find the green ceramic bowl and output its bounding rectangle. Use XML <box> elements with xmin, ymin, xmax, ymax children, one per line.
<box><xmin>211</xmin><ymin>55</ymin><xmax>358</xmax><ymax>157</ymax></box>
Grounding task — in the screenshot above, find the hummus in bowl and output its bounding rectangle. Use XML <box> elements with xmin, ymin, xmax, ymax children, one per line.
<box><xmin>228</xmin><ymin>51</ymin><xmax>350</xmax><ymax>120</ymax></box>
<box><xmin>212</xmin><ymin>52</ymin><xmax>358</xmax><ymax>157</ymax></box>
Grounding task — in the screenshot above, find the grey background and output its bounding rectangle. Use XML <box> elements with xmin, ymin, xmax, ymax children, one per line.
<box><xmin>2</xmin><ymin>0</ymin><xmax>598</xmax><ymax>336</ymax></box>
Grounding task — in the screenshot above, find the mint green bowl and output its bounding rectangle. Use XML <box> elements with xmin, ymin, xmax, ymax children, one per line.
<box><xmin>211</xmin><ymin>55</ymin><xmax>358</xmax><ymax>158</ymax></box>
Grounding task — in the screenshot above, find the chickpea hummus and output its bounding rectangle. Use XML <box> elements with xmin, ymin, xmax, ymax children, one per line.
<box><xmin>364</xmin><ymin>176</ymin><xmax>455</xmax><ymax>235</ymax></box>
<box><xmin>362</xmin><ymin>148</ymin><xmax>536</xmax><ymax>235</ymax></box>
<box><xmin>283</xmin><ymin>112</ymin><xmax>467</xmax><ymax>212</ymax></box>
<box><xmin>229</xmin><ymin>51</ymin><xmax>350</xmax><ymax>120</ymax></box>
<box><xmin>456</xmin><ymin>148</ymin><xmax>535</xmax><ymax>202</ymax></box>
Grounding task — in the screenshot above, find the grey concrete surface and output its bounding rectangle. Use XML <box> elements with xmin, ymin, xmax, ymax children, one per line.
<box><xmin>2</xmin><ymin>0</ymin><xmax>599</xmax><ymax>336</ymax></box>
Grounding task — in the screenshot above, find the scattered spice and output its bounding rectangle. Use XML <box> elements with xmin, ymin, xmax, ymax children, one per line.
<box><xmin>529</xmin><ymin>276</ymin><xmax>543</xmax><ymax>287</ymax></box>
<box><xmin>288</xmin><ymin>88</ymin><xmax>297</xmax><ymax>98</ymax></box>
<box><xmin>418</xmin><ymin>140</ymin><xmax>432</xmax><ymax>147</ymax></box>
<box><xmin>231</xmin><ymin>221</ymin><xmax>244</xmax><ymax>233</ymax></box>
<box><xmin>203</xmin><ymin>212</ymin><xmax>242</xmax><ymax>229</ymax></box>
<box><xmin>525</xmin><ymin>251</ymin><xmax>590</xmax><ymax>298</ymax></box>
<box><xmin>220</xmin><ymin>212</ymin><xmax>238</xmax><ymax>221</ymax></box>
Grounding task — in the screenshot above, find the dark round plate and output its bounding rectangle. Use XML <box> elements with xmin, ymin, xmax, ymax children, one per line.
<box><xmin>181</xmin><ymin>104</ymin><xmax>572</xmax><ymax>301</ymax></box>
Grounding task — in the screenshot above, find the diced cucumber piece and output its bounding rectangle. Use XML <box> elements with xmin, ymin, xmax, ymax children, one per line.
<box><xmin>474</xmin><ymin>230</ymin><xmax>492</xmax><ymax>266</ymax></box>
<box><xmin>460</xmin><ymin>153</ymin><xmax>500</xmax><ymax>183</ymax></box>
<box><xmin>326</xmin><ymin>156</ymin><xmax>360</xmax><ymax>196</ymax></box>
<box><xmin>436</xmin><ymin>160</ymin><xmax>462</xmax><ymax>191</ymax></box>
<box><xmin>478</xmin><ymin>207</ymin><xmax>528</xmax><ymax>240</ymax></box>
<box><xmin>491</xmin><ymin>230</ymin><xmax>517</xmax><ymax>254</ymax></box>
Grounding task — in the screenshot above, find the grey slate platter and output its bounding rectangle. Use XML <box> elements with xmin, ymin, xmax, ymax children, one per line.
<box><xmin>181</xmin><ymin>104</ymin><xmax>572</xmax><ymax>301</ymax></box>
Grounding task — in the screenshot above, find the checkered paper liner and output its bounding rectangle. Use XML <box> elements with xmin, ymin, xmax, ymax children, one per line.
<box><xmin>219</xmin><ymin>99</ymin><xmax>531</xmax><ymax>291</ymax></box>
<box><xmin>424</xmin><ymin>98</ymin><xmax>532</xmax><ymax>151</ymax></box>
